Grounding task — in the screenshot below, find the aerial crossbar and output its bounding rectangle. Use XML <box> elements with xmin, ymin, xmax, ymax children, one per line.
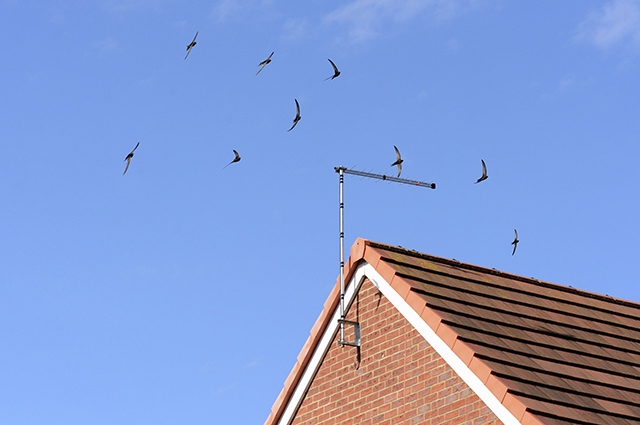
<box><xmin>334</xmin><ymin>166</ymin><xmax>436</xmax><ymax>189</ymax></box>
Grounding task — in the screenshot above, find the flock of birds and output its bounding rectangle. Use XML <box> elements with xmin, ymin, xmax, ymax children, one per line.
<box><xmin>390</xmin><ymin>146</ymin><xmax>519</xmax><ymax>255</ymax></box>
<box><xmin>121</xmin><ymin>31</ymin><xmax>520</xmax><ymax>256</ymax></box>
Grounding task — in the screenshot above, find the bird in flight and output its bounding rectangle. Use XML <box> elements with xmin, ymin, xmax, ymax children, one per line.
<box><xmin>475</xmin><ymin>159</ymin><xmax>488</xmax><ymax>183</ymax></box>
<box><xmin>223</xmin><ymin>150</ymin><xmax>241</xmax><ymax>169</ymax></box>
<box><xmin>511</xmin><ymin>229</ymin><xmax>519</xmax><ymax>255</ymax></box>
<box><xmin>123</xmin><ymin>142</ymin><xmax>139</xmax><ymax>175</ymax></box>
<box><xmin>391</xmin><ymin>145</ymin><xmax>403</xmax><ymax>177</ymax></box>
<box><xmin>256</xmin><ymin>52</ymin><xmax>274</xmax><ymax>75</ymax></box>
<box><xmin>325</xmin><ymin>58</ymin><xmax>340</xmax><ymax>80</ymax></box>
<box><xmin>184</xmin><ymin>31</ymin><xmax>198</xmax><ymax>60</ymax></box>
<box><xmin>288</xmin><ymin>99</ymin><xmax>301</xmax><ymax>132</ymax></box>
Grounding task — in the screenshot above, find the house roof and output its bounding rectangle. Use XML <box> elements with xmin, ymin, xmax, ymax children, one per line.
<box><xmin>266</xmin><ymin>238</ymin><xmax>640</xmax><ymax>425</ymax></box>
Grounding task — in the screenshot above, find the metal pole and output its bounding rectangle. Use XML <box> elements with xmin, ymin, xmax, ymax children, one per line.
<box><xmin>338</xmin><ymin>166</ymin><xmax>345</xmax><ymax>346</ymax></box>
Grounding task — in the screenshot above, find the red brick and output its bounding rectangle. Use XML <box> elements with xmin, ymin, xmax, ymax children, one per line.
<box><xmin>289</xmin><ymin>280</ymin><xmax>504</xmax><ymax>425</ymax></box>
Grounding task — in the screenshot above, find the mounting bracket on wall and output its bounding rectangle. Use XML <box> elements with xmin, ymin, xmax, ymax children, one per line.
<box><xmin>338</xmin><ymin>319</ymin><xmax>361</xmax><ymax>347</ymax></box>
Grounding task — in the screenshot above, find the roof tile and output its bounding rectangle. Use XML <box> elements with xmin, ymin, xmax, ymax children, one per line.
<box><xmin>451</xmin><ymin>338</ymin><xmax>475</xmax><ymax>366</ymax></box>
<box><xmin>365</xmin><ymin>241</ymin><xmax>640</xmax><ymax>425</ymax></box>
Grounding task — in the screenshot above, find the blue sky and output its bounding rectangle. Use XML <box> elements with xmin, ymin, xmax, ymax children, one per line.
<box><xmin>1</xmin><ymin>1</ymin><xmax>640</xmax><ymax>423</ymax></box>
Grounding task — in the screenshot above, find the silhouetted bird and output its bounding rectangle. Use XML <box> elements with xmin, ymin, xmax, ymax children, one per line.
<box><xmin>123</xmin><ymin>142</ymin><xmax>139</xmax><ymax>175</ymax></box>
<box><xmin>475</xmin><ymin>159</ymin><xmax>488</xmax><ymax>183</ymax></box>
<box><xmin>288</xmin><ymin>99</ymin><xmax>301</xmax><ymax>132</ymax></box>
<box><xmin>325</xmin><ymin>58</ymin><xmax>340</xmax><ymax>80</ymax></box>
<box><xmin>256</xmin><ymin>52</ymin><xmax>274</xmax><ymax>75</ymax></box>
<box><xmin>511</xmin><ymin>229</ymin><xmax>519</xmax><ymax>255</ymax></box>
<box><xmin>184</xmin><ymin>31</ymin><xmax>198</xmax><ymax>60</ymax></box>
<box><xmin>391</xmin><ymin>145</ymin><xmax>403</xmax><ymax>177</ymax></box>
<box><xmin>223</xmin><ymin>150</ymin><xmax>241</xmax><ymax>169</ymax></box>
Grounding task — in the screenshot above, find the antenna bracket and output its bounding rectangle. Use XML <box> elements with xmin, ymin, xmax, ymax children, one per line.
<box><xmin>338</xmin><ymin>319</ymin><xmax>361</xmax><ymax>347</ymax></box>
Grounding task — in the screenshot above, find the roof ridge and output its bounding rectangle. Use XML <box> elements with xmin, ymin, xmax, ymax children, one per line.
<box><xmin>367</xmin><ymin>240</ymin><xmax>640</xmax><ymax>311</ymax></box>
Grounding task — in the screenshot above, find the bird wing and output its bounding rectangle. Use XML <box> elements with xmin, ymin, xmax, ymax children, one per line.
<box><xmin>287</xmin><ymin>99</ymin><xmax>301</xmax><ymax>131</ymax></box>
<box><xmin>328</xmin><ymin>58</ymin><xmax>339</xmax><ymax>73</ymax></box>
<box><xmin>511</xmin><ymin>229</ymin><xmax>519</xmax><ymax>255</ymax></box>
<box><xmin>123</xmin><ymin>158</ymin><xmax>130</xmax><ymax>175</ymax></box>
<box><xmin>394</xmin><ymin>145</ymin><xmax>402</xmax><ymax>161</ymax></box>
<box><xmin>233</xmin><ymin>150</ymin><xmax>241</xmax><ymax>161</ymax></box>
<box><xmin>397</xmin><ymin>162</ymin><xmax>402</xmax><ymax>177</ymax></box>
<box><xmin>131</xmin><ymin>142</ymin><xmax>140</xmax><ymax>154</ymax></box>
<box><xmin>481</xmin><ymin>159</ymin><xmax>487</xmax><ymax>176</ymax></box>
<box><xmin>325</xmin><ymin>58</ymin><xmax>340</xmax><ymax>80</ymax></box>
<box><xmin>185</xmin><ymin>32</ymin><xmax>198</xmax><ymax>59</ymax></box>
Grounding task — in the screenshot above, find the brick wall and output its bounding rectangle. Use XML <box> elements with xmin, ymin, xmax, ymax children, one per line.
<box><xmin>291</xmin><ymin>278</ymin><xmax>503</xmax><ymax>425</ymax></box>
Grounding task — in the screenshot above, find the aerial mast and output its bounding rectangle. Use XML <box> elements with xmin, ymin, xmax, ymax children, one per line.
<box><xmin>334</xmin><ymin>166</ymin><xmax>435</xmax><ymax>349</ymax></box>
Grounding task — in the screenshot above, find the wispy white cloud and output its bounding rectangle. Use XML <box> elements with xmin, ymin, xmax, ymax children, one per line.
<box><xmin>102</xmin><ymin>0</ymin><xmax>163</xmax><ymax>13</ymax></box>
<box><xmin>212</xmin><ymin>383</ymin><xmax>238</xmax><ymax>398</ymax></box>
<box><xmin>281</xmin><ymin>18</ymin><xmax>309</xmax><ymax>41</ymax></box>
<box><xmin>210</xmin><ymin>0</ymin><xmax>273</xmax><ymax>23</ymax></box>
<box><xmin>211</xmin><ymin>0</ymin><xmax>244</xmax><ymax>22</ymax></box>
<box><xmin>558</xmin><ymin>74</ymin><xmax>595</xmax><ymax>91</ymax></box>
<box><xmin>575</xmin><ymin>0</ymin><xmax>640</xmax><ymax>50</ymax></box>
<box><xmin>323</xmin><ymin>0</ymin><xmax>477</xmax><ymax>43</ymax></box>
<box><xmin>242</xmin><ymin>357</ymin><xmax>261</xmax><ymax>369</ymax></box>
<box><xmin>92</xmin><ymin>37</ymin><xmax>119</xmax><ymax>54</ymax></box>
<box><xmin>446</xmin><ymin>37</ymin><xmax>460</xmax><ymax>51</ymax></box>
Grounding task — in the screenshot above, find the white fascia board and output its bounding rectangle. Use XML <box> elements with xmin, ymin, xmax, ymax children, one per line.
<box><xmin>277</xmin><ymin>263</ymin><xmax>369</xmax><ymax>425</ymax></box>
<box><xmin>363</xmin><ymin>263</ymin><xmax>522</xmax><ymax>425</ymax></box>
<box><xmin>277</xmin><ymin>262</ymin><xmax>522</xmax><ymax>425</ymax></box>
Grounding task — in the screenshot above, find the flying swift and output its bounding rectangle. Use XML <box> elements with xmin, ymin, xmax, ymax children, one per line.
<box><xmin>288</xmin><ymin>99</ymin><xmax>301</xmax><ymax>132</ymax></box>
<box><xmin>511</xmin><ymin>229</ymin><xmax>520</xmax><ymax>256</ymax></box>
<box><xmin>391</xmin><ymin>145</ymin><xmax>403</xmax><ymax>177</ymax></box>
<box><xmin>325</xmin><ymin>58</ymin><xmax>340</xmax><ymax>80</ymax></box>
<box><xmin>256</xmin><ymin>52</ymin><xmax>274</xmax><ymax>75</ymax></box>
<box><xmin>223</xmin><ymin>150</ymin><xmax>241</xmax><ymax>169</ymax></box>
<box><xmin>475</xmin><ymin>159</ymin><xmax>488</xmax><ymax>183</ymax></box>
<box><xmin>184</xmin><ymin>31</ymin><xmax>198</xmax><ymax>60</ymax></box>
<box><xmin>123</xmin><ymin>142</ymin><xmax>139</xmax><ymax>175</ymax></box>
